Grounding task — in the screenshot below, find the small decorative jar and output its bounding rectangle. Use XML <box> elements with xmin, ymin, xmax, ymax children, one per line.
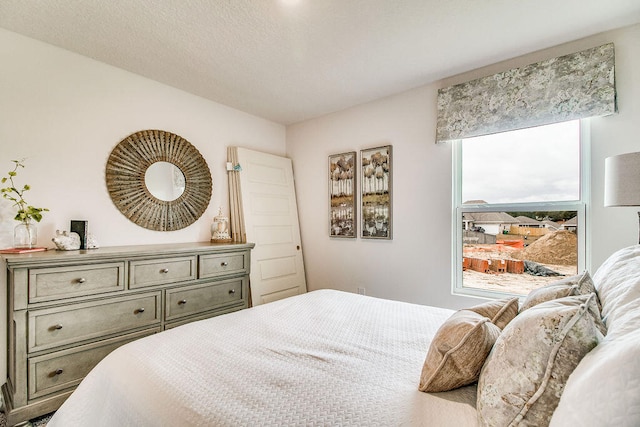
<box><xmin>14</xmin><ymin>219</ymin><xmax>37</xmax><ymax>249</ymax></box>
<box><xmin>211</xmin><ymin>207</ymin><xmax>232</xmax><ymax>243</ymax></box>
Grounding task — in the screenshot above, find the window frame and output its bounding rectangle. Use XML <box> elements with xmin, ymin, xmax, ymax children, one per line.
<box><xmin>451</xmin><ymin>120</ymin><xmax>591</xmax><ymax>299</ymax></box>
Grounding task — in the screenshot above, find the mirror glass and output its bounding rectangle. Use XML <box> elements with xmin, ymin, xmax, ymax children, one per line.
<box><xmin>145</xmin><ymin>161</ymin><xmax>186</xmax><ymax>201</ymax></box>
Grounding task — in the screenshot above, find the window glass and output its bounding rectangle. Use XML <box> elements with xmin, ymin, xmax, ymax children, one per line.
<box><xmin>455</xmin><ymin>120</ymin><xmax>583</xmax><ymax>297</ymax></box>
<box><xmin>462</xmin><ymin>121</ymin><xmax>580</xmax><ymax>204</ymax></box>
<box><xmin>462</xmin><ymin>210</ymin><xmax>579</xmax><ymax>295</ymax></box>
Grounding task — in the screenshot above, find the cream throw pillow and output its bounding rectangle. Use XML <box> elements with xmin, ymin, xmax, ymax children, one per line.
<box><xmin>477</xmin><ymin>293</ymin><xmax>604</xmax><ymax>426</ymax></box>
<box><xmin>467</xmin><ymin>297</ymin><xmax>519</xmax><ymax>330</ymax></box>
<box><xmin>520</xmin><ymin>270</ymin><xmax>598</xmax><ymax>312</ymax></box>
<box><xmin>419</xmin><ymin>310</ymin><xmax>501</xmax><ymax>393</ymax></box>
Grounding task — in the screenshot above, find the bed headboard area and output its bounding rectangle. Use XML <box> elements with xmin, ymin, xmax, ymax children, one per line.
<box><xmin>418</xmin><ymin>245</ymin><xmax>640</xmax><ymax>426</ymax></box>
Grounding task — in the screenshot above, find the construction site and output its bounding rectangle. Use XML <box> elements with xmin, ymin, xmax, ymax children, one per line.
<box><xmin>463</xmin><ymin>228</ymin><xmax>578</xmax><ymax>295</ymax></box>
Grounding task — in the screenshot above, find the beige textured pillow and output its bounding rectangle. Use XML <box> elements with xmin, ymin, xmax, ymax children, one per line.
<box><xmin>467</xmin><ymin>297</ymin><xmax>519</xmax><ymax>329</ymax></box>
<box><xmin>545</xmin><ymin>292</ymin><xmax>606</xmax><ymax>336</ymax></box>
<box><xmin>419</xmin><ymin>310</ymin><xmax>501</xmax><ymax>393</ymax></box>
<box><xmin>477</xmin><ymin>293</ymin><xmax>603</xmax><ymax>426</ymax></box>
<box><xmin>520</xmin><ymin>270</ymin><xmax>598</xmax><ymax>312</ymax></box>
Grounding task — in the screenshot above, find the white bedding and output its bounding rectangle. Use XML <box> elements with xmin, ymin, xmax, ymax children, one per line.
<box><xmin>49</xmin><ymin>289</ymin><xmax>478</xmax><ymax>426</ymax></box>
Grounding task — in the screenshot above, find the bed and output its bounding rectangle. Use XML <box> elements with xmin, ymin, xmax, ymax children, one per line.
<box><xmin>49</xmin><ymin>245</ymin><xmax>640</xmax><ymax>426</ymax></box>
<box><xmin>48</xmin><ymin>289</ymin><xmax>478</xmax><ymax>426</ymax></box>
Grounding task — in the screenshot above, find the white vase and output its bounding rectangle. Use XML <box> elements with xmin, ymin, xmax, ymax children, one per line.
<box><xmin>14</xmin><ymin>220</ymin><xmax>37</xmax><ymax>249</ymax></box>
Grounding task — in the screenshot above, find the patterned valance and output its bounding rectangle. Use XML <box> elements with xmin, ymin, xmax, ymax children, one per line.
<box><xmin>436</xmin><ymin>43</ymin><xmax>617</xmax><ymax>143</ymax></box>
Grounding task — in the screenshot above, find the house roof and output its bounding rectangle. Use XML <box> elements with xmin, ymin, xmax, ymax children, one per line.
<box><xmin>563</xmin><ymin>216</ymin><xmax>578</xmax><ymax>226</ymax></box>
<box><xmin>541</xmin><ymin>220</ymin><xmax>560</xmax><ymax>229</ymax></box>
<box><xmin>463</xmin><ymin>212</ymin><xmax>519</xmax><ymax>224</ymax></box>
<box><xmin>515</xmin><ymin>216</ymin><xmax>542</xmax><ymax>225</ymax></box>
<box><xmin>1</xmin><ymin>1</ymin><xmax>638</xmax><ymax>124</ymax></box>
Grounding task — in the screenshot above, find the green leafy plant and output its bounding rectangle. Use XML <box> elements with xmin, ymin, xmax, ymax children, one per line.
<box><xmin>1</xmin><ymin>159</ymin><xmax>49</xmax><ymax>222</ymax></box>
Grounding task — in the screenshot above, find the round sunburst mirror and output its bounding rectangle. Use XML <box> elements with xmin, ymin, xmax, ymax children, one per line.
<box><xmin>106</xmin><ymin>130</ymin><xmax>212</xmax><ymax>231</ymax></box>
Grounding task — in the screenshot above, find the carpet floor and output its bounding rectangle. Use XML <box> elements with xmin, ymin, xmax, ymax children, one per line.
<box><xmin>0</xmin><ymin>411</ymin><xmax>53</xmax><ymax>427</ymax></box>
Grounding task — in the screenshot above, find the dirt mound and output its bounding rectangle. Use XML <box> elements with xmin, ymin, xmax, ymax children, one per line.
<box><xmin>514</xmin><ymin>230</ymin><xmax>577</xmax><ymax>266</ymax></box>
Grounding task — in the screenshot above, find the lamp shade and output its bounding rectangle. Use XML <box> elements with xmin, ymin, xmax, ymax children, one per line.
<box><xmin>604</xmin><ymin>152</ymin><xmax>640</xmax><ymax>207</ymax></box>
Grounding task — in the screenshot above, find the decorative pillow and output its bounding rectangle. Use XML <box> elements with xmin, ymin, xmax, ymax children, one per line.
<box><xmin>551</xmin><ymin>246</ymin><xmax>640</xmax><ymax>426</ymax></box>
<box><xmin>419</xmin><ymin>310</ymin><xmax>501</xmax><ymax>393</ymax></box>
<box><xmin>546</xmin><ymin>292</ymin><xmax>606</xmax><ymax>336</ymax></box>
<box><xmin>520</xmin><ymin>270</ymin><xmax>599</xmax><ymax>312</ymax></box>
<box><xmin>467</xmin><ymin>297</ymin><xmax>519</xmax><ymax>330</ymax></box>
<box><xmin>592</xmin><ymin>244</ymin><xmax>640</xmax><ymax>328</ymax></box>
<box><xmin>477</xmin><ymin>293</ymin><xmax>603</xmax><ymax>426</ymax></box>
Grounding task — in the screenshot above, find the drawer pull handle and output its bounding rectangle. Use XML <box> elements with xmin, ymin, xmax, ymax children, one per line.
<box><xmin>135</xmin><ymin>308</ymin><xmax>145</xmax><ymax>314</ymax></box>
<box><xmin>77</xmin><ymin>277</ymin><xmax>86</xmax><ymax>284</ymax></box>
<box><xmin>220</xmin><ymin>262</ymin><xmax>228</xmax><ymax>267</ymax></box>
<box><xmin>51</xmin><ymin>324</ymin><xmax>63</xmax><ymax>331</ymax></box>
<box><xmin>178</xmin><ymin>299</ymin><xmax>187</xmax><ymax>305</ymax></box>
<box><xmin>160</xmin><ymin>268</ymin><xmax>169</xmax><ymax>274</ymax></box>
<box><xmin>49</xmin><ymin>369</ymin><xmax>64</xmax><ymax>377</ymax></box>
<box><xmin>229</xmin><ymin>289</ymin><xmax>236</xmax><ymax>295</ymax></box>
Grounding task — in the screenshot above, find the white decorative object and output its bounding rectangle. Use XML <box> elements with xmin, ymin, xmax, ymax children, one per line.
<box><xmin>51</xmin><ymin>230</ymin><xmax>81</xmax><ymax>250</ymax></box>
<box><xmin>87</xmin><ymin>234</ymin><xmax>100</xmax><ymax>249</ymax></box>
<box><xmin>211</xmin><ymin>207</ymin><xmax>232</xmax><ymax>243</ymax></box>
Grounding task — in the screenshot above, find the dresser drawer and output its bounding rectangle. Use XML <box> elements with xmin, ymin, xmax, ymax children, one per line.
<box><xmin>28</xmin><ymin>328</ymin><xmax>159</xmax><ymax>400</ymax></box>
<box><xmin>165</xmin><ymin>277</ymin><xmax>245</xmax><ymax>321</ymax></box>
<box><xmin>129</xmin><ymin>256</ymin><xmax>196</xmax><ymax>289</ymax></box>
<box><xmin>28</xmin><ymin>292</ymin><xmax>161</xmax><ymax>352</ymax></box>
<box><xmin>199</xmin><ymin>252</ymin><xmax>248</xmax><ymax>279</ymax></box>
<box><xmin>165</xmin><ymin>305</ymin><xmax>244</xmax><ymax>330</ymax></box>
<box><xmin>28</xmin><ymin>262</ymin><xmax>125</xmax><ymax>303</ymax></box>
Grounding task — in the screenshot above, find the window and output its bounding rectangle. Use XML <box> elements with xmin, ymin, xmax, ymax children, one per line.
<box><xmin>453</xmin><ymin>120</ymin><xmax>588</xmax><ymax>298</ymax></box>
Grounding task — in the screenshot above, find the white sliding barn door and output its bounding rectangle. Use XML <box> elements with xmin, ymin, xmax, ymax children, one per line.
<box><xmin>233</xmin><ymin>147</ymin><xmax>307</xmax><ymax>305</ymax></box>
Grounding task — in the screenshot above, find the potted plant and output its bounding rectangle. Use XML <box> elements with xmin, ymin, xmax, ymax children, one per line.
<box><xmin>1</xmin><ymin>159</ymin><xmax>49</xmax><ymax>248</ymax></box>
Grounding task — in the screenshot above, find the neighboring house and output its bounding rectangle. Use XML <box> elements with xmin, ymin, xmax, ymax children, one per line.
<box><xmin>561</xmin><ymin>216</ymin><xmax>578</xmax><ymax>232</ymax></box>
<box><xmin>462</xmin><ymin>211</ymin><xmax>519</xmax><ymax>236</ymax></box>
<box><xmin>515</xmin><ymin>216</ymin><xmax>543</xmax><ymax>228</ymax></box>
<box><xmin>541</xmin><ymin>220</ymin><xmax>561</xmax><ymax>230</ymax></box>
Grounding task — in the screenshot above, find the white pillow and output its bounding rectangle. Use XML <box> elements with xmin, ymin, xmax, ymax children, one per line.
<box><xmin>551</xmin><ymin>245</ymin><xmax>640</xmax><ymax>427</ymax></box>
<box><xmin>592</xmin><ymin>245</ymin><xmax>640</xmax><ymax>330</ymax></box>
<box><xmin>550</xmin><ymin>327</ymin><xmax>640</xmax><ymax>427</ymax></box>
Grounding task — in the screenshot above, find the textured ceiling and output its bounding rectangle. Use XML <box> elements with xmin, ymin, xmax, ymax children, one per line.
<box><xmin>1</xmin><ymin>0</ymin><xmax>639</xmax><ymax>125</ymax></box>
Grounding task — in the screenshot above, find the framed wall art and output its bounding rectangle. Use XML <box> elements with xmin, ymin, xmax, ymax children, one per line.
<box><xmin>329</xmin><ymin>152</ymin><xmax>356</xmax><ymax>238</ymax></box>
<box><xmin>361</xmin><ymin>145</ymin><xmax>392</xmax><ymax>239</ymax></box>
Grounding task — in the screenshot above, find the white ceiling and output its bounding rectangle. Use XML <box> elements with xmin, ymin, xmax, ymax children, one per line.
<box><xmin>1</xmin><ymin>0</ymin><xmax>639</xmax><ymax>125</ymax></box>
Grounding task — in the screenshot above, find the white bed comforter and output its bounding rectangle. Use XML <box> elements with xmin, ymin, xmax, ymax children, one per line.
<box><xmin>49</xmin><ymin>289</ymin><xmax>477</xmax><ymax>426</ymax></box>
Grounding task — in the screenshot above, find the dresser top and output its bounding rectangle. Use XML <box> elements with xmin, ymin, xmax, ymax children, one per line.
<box><xmin>1</xmin><ymin>242</ymin><xmax>255</xmax><ymax>267</ymax></box>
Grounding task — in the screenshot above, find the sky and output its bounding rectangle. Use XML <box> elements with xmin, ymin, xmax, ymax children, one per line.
<box><xmin>462</xmin><ymin>120</ymin><xmax>581</xmax><ymax>204</ymax></box>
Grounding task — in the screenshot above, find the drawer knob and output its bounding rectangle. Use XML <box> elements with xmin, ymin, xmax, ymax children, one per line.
<box><xmin>229</xmin><ymin>289</ymin><xmax>236</xmax><ymax>295</ymax></box>
<box><xmin>77</xmin><ymin>277</ymin><xmax>86</xmax><ymax>284</ymax></box>
<box><xmin>160</xmin><ymin>268</ymin><xmax>169</xmax><ymax>273</ymax></box>
<box><xmin>49</xmin><ymin>369</ymin><xmax>64</xmax><ymax>377</ymax></box>
<box><xmin>220</xmin><ymin>262</ymin><xmax>228</xmax><ymax>267</ymax></box>
<box><xmin>51</xmin><ymin>324</ymin><xmax>63</xmax><ymax>331</ymax></box>
<box><xmin>178</xmin><ymin>299</ymin><xmax>187</xmax><ymax>305</ymax></box>
<box><xmin>135</xmin><ymin>308</ymin><xmax>145</xmax><ymax>314</ymax></box>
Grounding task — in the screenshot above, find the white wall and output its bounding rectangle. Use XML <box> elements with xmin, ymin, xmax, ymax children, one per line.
<box><xmin>0</xmin><ymin>29</ymin><xmax>286</xmax><ymax>249</ymax></box>
<box><xmin>287</xmin><ymin>24</ymin><xmax>640</xmax><ymax>310</ymax></box>
<box><xmin>1</xmin><ymin>24</ymin><xmax>638</xmax><ymax>313</ymax></box>
<box><xmin>0</xmin><ymin>29</ymin><xmax>287</xmax><ymax>384</ymax></box>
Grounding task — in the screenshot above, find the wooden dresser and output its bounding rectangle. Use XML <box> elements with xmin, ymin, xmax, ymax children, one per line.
<box><xmin>0</xmin><ymin>242</ymin><xmax>254</xmax><ymax>425</ymax></box>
